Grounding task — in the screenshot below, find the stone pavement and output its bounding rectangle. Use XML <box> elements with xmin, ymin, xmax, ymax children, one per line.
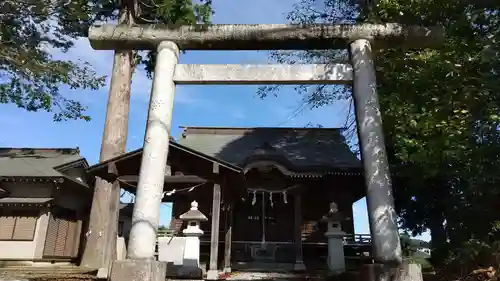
<box><xmin>226</xmin><ymin>272</ymin><xmax>300</xmax><ymax>280</ymax></box>
<box><xmin>0</xmin><ymin>267</ymin><xmax>323</xmax><ymax>281</ymax></box>
<box><xmin>222</xmin><ymin>270</ymin><xmax>326</xmax><ymax>281</ymax></box>
<box><xmin>0</xmin><ymin>270</ymin><xmax>97</xmax><ymax>281</ymax></box>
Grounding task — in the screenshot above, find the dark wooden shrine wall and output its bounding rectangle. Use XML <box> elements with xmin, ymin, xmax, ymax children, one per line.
<box><xmin>170</xmin><ymin>176</ymin><xmax>357</xmax><ymax>243</ymax></box>
<box><xmin>301</xmin><ymin>177</ymin><xmax>356</xmax><ymax>242</ymax></box>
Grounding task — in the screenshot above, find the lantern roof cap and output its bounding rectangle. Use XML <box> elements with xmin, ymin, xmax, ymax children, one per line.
<box><xmin>179</xmin><ymin>201</ymin><xmax>208</xmax><ymax>221</ymax></box>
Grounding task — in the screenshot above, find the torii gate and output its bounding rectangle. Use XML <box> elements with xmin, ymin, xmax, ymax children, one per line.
<box><xmin>87</xmin><ymin>23</ymin><xmax>444</xmax><ymax>281</ymax></box>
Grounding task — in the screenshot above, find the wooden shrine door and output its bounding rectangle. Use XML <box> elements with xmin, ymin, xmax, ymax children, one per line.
<box><xmin>264</xmin><ymin>192</ymin><xmax>294</xmax><ymax>242</ymax></box>
<box><xmin>233</xmin><ymin>191</ymin><xmax>294</xmax><ymax>243</ymax></box>
<box><xmin>233</xmin><ymin>193</ymin><xmax>262</xmax><ymax>242</ymax></box>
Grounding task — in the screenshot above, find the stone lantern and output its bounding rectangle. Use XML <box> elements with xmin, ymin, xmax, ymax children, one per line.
<box><xmin>180</xmin><ymin>201</ymin><xmax>207</xmax><ymax>236</ymax></box>
<box><xmin>157</xmin><ymin>201</ymin><xmax>208</xmax><ymax>279</ymax></box>
<box><xmin>321</xmin><ymin>201</ymin><xmax>346</xmax><ymax>275</ymax></box>
<box><xmin>179</xmin><ymin>201</ymin><xmax>207</xmax><ymax>278</ymax></box>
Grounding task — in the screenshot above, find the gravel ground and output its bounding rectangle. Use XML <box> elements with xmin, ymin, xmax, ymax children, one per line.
<box><xmin>0</xmin><ymin>272</ymin><xmax>97</xmax><ymax>281</ymax></box>
<box><xmin>0</xmin><ymin>270</ymin><xmax>322</xmax><ymax>281</ymax></box>
<box><xmin>226</xmin><ymin>272</ymin><xmax>300</xmax><ymax>280</ymax></box>
<box><xmin>224</xmin><ymin>271</ymin><xmax>325</xmax><ymax>281</ymax></box>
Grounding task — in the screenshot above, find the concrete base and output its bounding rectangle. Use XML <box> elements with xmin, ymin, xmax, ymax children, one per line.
<box><xmin>360</xmin><ymin>263</ymin><xmax>391</xmax><ymax>281</ymax></box>
<box><xmin>109</xmin><ymin>259</ymin><xmax>167</xmax><ymax>281</ymax></box>
<box><xmin>394</xmin><ymin>263</ymin><xmax>423</xmax><ymax>281</ymax></box>
<box><xmin>223</xmin><ymin>267</ymin><xmax>231</xmax><ymax>273</ymax></box>
<box><xmin>165</xmin><ymin>262</ymin><xmax>203</xmax><ymax>279</ymax></box>
<box><xmin>360</xmin><ymin>262</ymin><xmax>423</xmax><ymax>281</ymax></box>
<box><xmin>293</xmin><ymin>261</ymin><xmax>306</xmax><ymax>272</ymax></box>
<box><xmin>97</xmin><ymin>267</ymin><xmax>109</xmax><ymax>279</ymax></box>
<box><xmin>206</xmin><ymin>269</ymin><xmax>219</xmax><ymax>280</ymax></box>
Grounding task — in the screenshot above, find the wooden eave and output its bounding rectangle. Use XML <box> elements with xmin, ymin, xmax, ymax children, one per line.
<box><xmin>86</xmin><ymin>142</ymin><xmax>246</xmax><ymax>197</ymax></box>
<box><xmin>285</xmin><ymin>168</ymin><xmax>364</xmax><ymax>178</ymax></box>
<box><xmin>53</xmin><ymin>158</ymin><xmax>90</xmax><ymax>171</ymax></box>
<box><xmin>61</xmin><ymin>175</ymin><xmax>90</xmax><ymax>189</ymax></box>
<box><xmin>0</xmin><ymin>197</ymin><xmax>54</xmax><ymax>207</ymax></box>
<box><xmin>118</xmin><ymin>174</ymin><xmax>207</xmax><ymax>183</ymax></box>
<box><xmin>282</xmin><ymin>165</ymin><xmax>408</xmax><ymax>179</ymax></box>
<box><xmin>117</xmin><ymin>175</ymin><xmax>210</xmax><ymax>197</ymax></box>
<box><xmin>243</xmin><ymin>158</ymin><xmax>364</xmax><ymax>179</ymax></box>
<box><xmin>0</xmin><ymin>175</ymin><xmax>90</xmax><ymax>194</ymax></box>
<box><xmin>0</xmin><ymin>176</ymin><xmax>65</xmax><ymax>183</ymax></box>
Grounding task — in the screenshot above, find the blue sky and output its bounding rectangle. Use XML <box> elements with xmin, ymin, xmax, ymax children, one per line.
<box><xmin>0</xmin><ymin>0</ymin><xmax>429</xmax><ymax>241</ymax></box>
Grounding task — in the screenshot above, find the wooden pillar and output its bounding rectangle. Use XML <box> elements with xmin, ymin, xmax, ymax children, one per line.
<box><xmin>207</xmin><ymin>183</ymin><xmax>221</xmax><ymax>280</ymax></box>
<box><xmin>80</xmin><ymin>46</ymin><xmax>132</xmax><ymax>271</ymax></box>
<box><xmin>223</xmin><ymin>203</ymin><xmax>233</xmax><ymax>273</ymax></box>
<box><xmin>293</xmin><ymin>192</ymin><xmax>306</xmax><ymax>271</ymax></box>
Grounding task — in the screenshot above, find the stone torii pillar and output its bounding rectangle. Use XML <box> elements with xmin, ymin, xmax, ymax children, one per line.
<box><xmin>349</xmin><ymin>38</ymin><xmax>402</xmax><ymax>265</ymax></box>
<box><xmin>107</xmin><ymin>41</ymin><xmax>179</xmax><ymax>281</ymax></box>
<box><xmin>87</xmin><ymin>23</ymin><xmax>444</xmax><ymax>281</ymax></box>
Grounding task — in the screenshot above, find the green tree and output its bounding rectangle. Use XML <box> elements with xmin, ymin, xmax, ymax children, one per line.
<box><xmin>0</xmin><ymin>0</ymin><xmax>212</xmax><ymax>121</ymax></box>
<box><xmin>400</xmin><ymin>232</ymin><xmax>415</xmax><ymax>257</ymax></box>
<box><xmin>260</xmin><ymin>0</ymin><xmax>500</xmax><ymax>268</ymax></box>
<box><xmin>0</xmin><ymin>0</ymin><xmax>106</xmax><ymax>121</ymax></box>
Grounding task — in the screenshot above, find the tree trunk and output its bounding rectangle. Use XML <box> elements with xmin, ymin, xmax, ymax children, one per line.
<box><xmin>80</xmin><ymin>2</ymin><xmax>135</xmax><ymax>270</ymax></box>
<box><xmin>428</xmin><ymin>210</ymin><xmax>446</xmax><ymax>249</ymax></box>
<box><xmin>428</xmin><ymin>193</ymin><xmax>448</xmax><ymax>266</ymax></box>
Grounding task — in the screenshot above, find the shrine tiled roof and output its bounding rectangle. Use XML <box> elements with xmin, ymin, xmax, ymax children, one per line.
<box><xmin>177</xmin><ymin>127</ymin><xmax>361</xmax><ymax>171</ymax></box>
<box><xmin>0</xmin><ymin>148</ymin><xmax>86</xmax><ymax>178</ymax></box>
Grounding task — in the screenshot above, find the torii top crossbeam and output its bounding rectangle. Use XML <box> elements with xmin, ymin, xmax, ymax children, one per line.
<box><xmin>88</xmin><ymin>23</ymin><xmax>444</xmax><ymax>51</ymax></box>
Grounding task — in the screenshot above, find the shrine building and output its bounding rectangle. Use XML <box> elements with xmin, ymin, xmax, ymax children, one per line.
<box><xmin>86</xmin><ymin>126</ymin><xmax>371</xmax><ymax>272</ymax></box>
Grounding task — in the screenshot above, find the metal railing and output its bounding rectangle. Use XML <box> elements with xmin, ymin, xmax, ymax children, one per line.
<box><xmin>157</xmin><ymin>229</ymin><xmax>176</xmax><ymax>236</ymax></box>
<box><xmin>344</xmin><ymin>233</ymin><xmax>372</xmax><ymax>245</ymax></box>
<box><xmin>154</xmin><ymin>232</ymin><xmax>373</xmax><ymax>258</ymax></box>
<box><xmin>155</xmin><ymin>231</ymin><xmax>373</xmax><ymax>243</ymax></box>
